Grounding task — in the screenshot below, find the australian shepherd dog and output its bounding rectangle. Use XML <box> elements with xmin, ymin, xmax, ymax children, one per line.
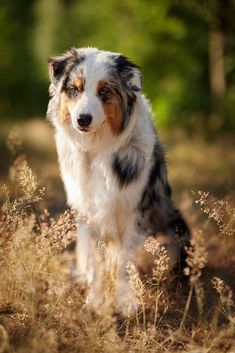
<box><xmin>47</xmin><ymin>47</ymin><xmax>190</xmax><ymax>315</ymax></box>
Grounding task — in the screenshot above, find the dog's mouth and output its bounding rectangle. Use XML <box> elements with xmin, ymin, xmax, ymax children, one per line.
<box><xmin>78</xmin><ymin>127</ymin><xmax>89</xmax><ymax>132</ymax></box>
<box><xmin>77</xmin><ymin>121</ymin><xmax>106</xmax><ymax>134</ymax></box>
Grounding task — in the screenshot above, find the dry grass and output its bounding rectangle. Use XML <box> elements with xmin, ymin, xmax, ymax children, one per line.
<box><xmin>0</xmin><ymin>122</ymin><xmax>235</xmax><ymax>352</ymax></box>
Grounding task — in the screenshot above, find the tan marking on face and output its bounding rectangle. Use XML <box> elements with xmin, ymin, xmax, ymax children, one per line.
<box><xmin>60</xmin><ymin>92</ymin><xmax>72</xmax><ymax>125</ymax></box>
<box><xmin>97</xmin><ymin>80</ymin><xmax>122</xmax><ymax>134</ymax></box>
<box><xmin>59</xmin><ymin>77</ymin><xmax>84</xmax><ymax>125</ymax></box>
<box><xmin>71</xmin><ymin>77</ymin><xmax>84</xmax><ymax>92</ymax></box>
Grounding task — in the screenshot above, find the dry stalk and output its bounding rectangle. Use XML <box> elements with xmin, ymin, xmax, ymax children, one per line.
<box><xmin>181</xmin><ymin>235</ymin><xmax>207</xmax><ymax>329</ymax></box>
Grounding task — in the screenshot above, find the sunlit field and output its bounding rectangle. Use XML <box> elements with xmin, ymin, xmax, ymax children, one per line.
<box><xmin>1</xmin><ymin>0</ymin><xmax>235</xmax><ymax>350</ymax></box>
<box><xmin>0</xmin><ymin>120</ymin><xmax>234</xmax><ymax>353</ymax></box>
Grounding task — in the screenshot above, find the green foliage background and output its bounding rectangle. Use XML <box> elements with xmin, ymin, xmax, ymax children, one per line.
<box><xmin>0</xmin><ymin>0</ymin><xmax>235</xmax><ymax>134</ymax></box>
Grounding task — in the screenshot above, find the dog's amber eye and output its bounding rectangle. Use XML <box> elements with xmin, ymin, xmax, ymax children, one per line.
<box><xmin>99</xmin><ymin>87</ymin><xmax>111</xmax><ymax>100</ymax></box>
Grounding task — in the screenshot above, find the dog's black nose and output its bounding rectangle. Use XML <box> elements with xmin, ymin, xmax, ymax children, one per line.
<box><xmin>77</xmin><ymin>114</ymin><xmax>92</xmax><ymax>128</ymax></box>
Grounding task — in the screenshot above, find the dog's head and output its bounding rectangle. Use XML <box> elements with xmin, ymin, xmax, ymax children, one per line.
<box><xmin>47</xmin><ymin>48</ymin><xmax>142</xmax><ymax>135</ymax></box>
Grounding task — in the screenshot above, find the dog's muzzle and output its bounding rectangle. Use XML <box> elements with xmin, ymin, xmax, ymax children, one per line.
<box><xmin>77</xmin><ymin>114</ymin><xmax>92</xmax><ymax>131</ymax></box>
<box><xmin>77</xmin><ymin>114</ymin><xmax>92</xmax><ymax>130</ymax></box>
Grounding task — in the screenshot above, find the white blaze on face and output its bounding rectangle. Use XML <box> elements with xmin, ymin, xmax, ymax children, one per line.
<box><xmin>69</xmin><ymin>52</ymin><xmax>112</xmax><ymax>133</ymax></box>
<box><xmin>70</xmin><ymin>91</ymin><xmax>106</xmax><ymax>132</ymax></box>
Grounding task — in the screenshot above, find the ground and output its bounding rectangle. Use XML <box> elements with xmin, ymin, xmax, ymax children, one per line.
<box><xmin>0</xmin><ymin>119</ymin><xmax>235</xmax><ymax>352</ymax></box>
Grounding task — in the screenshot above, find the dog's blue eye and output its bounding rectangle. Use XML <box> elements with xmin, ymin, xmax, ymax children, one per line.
<box><xmin>69</xmin><ymin>86</ymin><xmax>80</xmax><ymax>96</ymax></box>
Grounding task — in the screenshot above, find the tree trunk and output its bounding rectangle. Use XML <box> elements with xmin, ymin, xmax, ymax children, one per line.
<box><xmin>208</xmin><ymin>27</ymin><xmax>226</xmax><ymax>130</ymax></box>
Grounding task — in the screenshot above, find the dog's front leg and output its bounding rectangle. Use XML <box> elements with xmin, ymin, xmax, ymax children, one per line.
<box><xmin>116</xmin><ymin>223</ymin><xmax>144</xmax><ymax>316</ymax></box>
<box><xmin>76</xmin><ymin>221</ymin><xmax>97</xmax><ymax>285</ymax></box>
<box><xmin>76</xmin><ymin>220</ymin><xmax>104</xmax><ymax>307</ymax></box>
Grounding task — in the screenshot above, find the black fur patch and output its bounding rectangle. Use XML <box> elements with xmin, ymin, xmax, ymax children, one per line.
<box><xmin>112</xmin><ymin>154</ymin><xmax>140</xmax><ymax>188</ymax></box>
<box><xmin>48</xmin><ymin>57</ymin><xmax>68</xmax><ymax>81</ymax></box>
<box><xmin>148</xmin><ymin>143</ymin><xmax>172</xmax><ymax>196</ymax></box>
<box><xmin>148</xmin><ymin>159</ymin><xmax>161</xmax><ymax>186</ymax></box>
<box><xmin>140</xmin><ymin>187</ymin><xmax>161</xmax><ymax>213</ymax></box>
<box><xmin>168</xmin><ymin>209</ymin><xmax>190</xmax><ymax>240</ymax></box>
<box><xmin>168</xmin><ymin>209</ymin><xmax>190</xmax><ymax>270</ymax></box>
<box><xmin>148</xmin><ymin>143</ymin><xmax>164</xmax><ymax>184</ymax></box>
<box><xmin>114</xmin><ymin>55</ymin><xmax>139</xmax><ymax>73</ymax></box>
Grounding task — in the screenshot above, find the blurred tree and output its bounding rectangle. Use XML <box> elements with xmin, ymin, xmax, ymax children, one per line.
<box><xmin>33</xmin><ymin>0</ymin><xmax>62</xmax><ymax>76</ymax></box>
<box><xmin>0</xmin><ymin>0</ymin><xmax>47</xmax><ymax>117</ymax></box>
<box><xmin>170</xmin><ymin>0</ymin><xmax>235</xmax><ymax>132</ymax></box>
<box><xmin>0</xmin><ymin>0</ymin><xmax>235</xmax><ymax>135</ymax></box>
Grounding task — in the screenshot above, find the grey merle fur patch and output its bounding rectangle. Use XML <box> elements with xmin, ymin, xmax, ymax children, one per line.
<box><xmin>136</xmin><ymin>141</ymin><xmax>188</xmax><ymax>242</ymax></box>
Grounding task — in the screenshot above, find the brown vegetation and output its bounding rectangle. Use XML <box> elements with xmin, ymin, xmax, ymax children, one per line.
<box><xmin>0</xmin><ymin>123</ymin><xmax>235</xmax><ymax>352</ymax></box>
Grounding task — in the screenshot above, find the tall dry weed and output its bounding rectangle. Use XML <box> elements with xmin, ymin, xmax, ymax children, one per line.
<box><xmin>196</xmin><ymin>190</ymin><xmax>235</xmax><ymax>237</ymax></box>
<box><xmin>181</xmin><ymin>233</ymin><xmax>207</xmax><ymax>328</ymax></box>
<box><xmin>144</xmin><ymin>236</ymin><xmax>169</xmax><ymax>284</ymax></box>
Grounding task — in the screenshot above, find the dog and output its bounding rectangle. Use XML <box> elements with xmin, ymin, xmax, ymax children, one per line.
<box><xmin>47</xmin><ymin>47</ymin><xmax>190</xmax><ymax>314</ymax></box>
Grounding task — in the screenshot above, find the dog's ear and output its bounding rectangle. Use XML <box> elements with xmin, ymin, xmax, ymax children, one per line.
<box><xmin>48</xmin><ymin>54</ymin><xmax>71</xmax><ymax>86</ymax></box>
<box><xmin>114</xmin><ymin>55</ymin><xmax>142</xmax><ymax>92</ymax></box>
<box><xmin>48</xmin><ymin>48</ymin><xmax>82</xmax><ymax>86</ymax></box>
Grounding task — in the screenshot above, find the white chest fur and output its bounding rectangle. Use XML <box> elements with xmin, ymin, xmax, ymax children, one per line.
<box><xmin>55</xmin><ymin>131</ymin><xmax>145</xmax><ymax>239</ymax></box>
